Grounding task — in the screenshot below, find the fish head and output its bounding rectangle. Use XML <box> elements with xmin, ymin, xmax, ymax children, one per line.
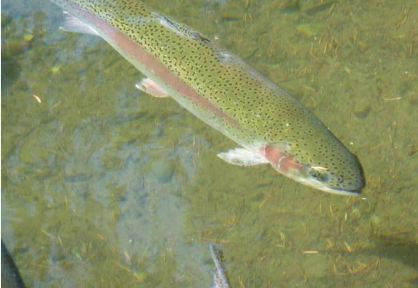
<box><xmin>263</xmin><ymin>140</ymin><xmax>365</xmax><ymax>196</ymax></box>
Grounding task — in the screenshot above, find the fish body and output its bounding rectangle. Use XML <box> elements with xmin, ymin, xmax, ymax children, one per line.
<box><xmin>49</xmin><ymin>0</ymin><xmax>365</xmax><ymax>195</ymax></box>
<box><xmin>1</xmin><ymin>241</ymin><xmax>26</xmax><ymax>288</ymax></box>
<box><xmin>209</xmin><ymin>244</ymin><xmax>231</xmax><ymax>288</ymax></box>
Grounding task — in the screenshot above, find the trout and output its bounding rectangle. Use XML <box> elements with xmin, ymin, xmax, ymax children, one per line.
<box><xmin>49</xmin><ymin>0</ymin><xmax>365</xmax><ymax>195</ymax></box>
<box><xmin>209</xmin><ymin>243</ymin><xmax>231</xmax><ymax>288</ymax></box>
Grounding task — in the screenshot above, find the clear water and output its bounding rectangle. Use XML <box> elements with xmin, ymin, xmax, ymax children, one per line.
<box><xmin>2</xmin><ymin>0</ymin><xmax>418</xmax><ymax>287</ymax></box>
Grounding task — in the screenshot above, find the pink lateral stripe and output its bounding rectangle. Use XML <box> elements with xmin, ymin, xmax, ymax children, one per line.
<box><xmin>72</xmin><ymin>5</ymin><xmax>237</xmax><ymax>126</ymax></box>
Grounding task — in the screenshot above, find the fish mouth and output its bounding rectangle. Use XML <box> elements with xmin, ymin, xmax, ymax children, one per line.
<box><xmin>295</xmin><ymin>175</ymin><xmax>363</xmax><ymax>196</ymax></box>
<box><xmin>317</xmin><ymin>186</ymin><xmax>362</xmax><ymax>196</ymax></box>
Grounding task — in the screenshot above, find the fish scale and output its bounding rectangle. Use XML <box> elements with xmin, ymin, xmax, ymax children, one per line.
<box><xmin>49</xmin><ymin>0</ymin><xmax>365</xmax><ymax>195</ymax></box>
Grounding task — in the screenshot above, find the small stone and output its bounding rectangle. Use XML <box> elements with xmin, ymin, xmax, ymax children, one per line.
<box><xmin>151</xmin><ymin>160</ymin><xmax>175</xmax><ymax>183</ymax></box>
<box><xmin>296</xmin><ymin>23</ymin><xmax>324</xmax><ymax>38</ymax></box>
<box><xmin>352</xmin><ymin>104</ymin><xmax>371</xmax><ymax>119</ymax></box>
<box><xmin>281</xmin><ymin>0</ymin><xmax>301</xmax><ymax>15</ymax></box>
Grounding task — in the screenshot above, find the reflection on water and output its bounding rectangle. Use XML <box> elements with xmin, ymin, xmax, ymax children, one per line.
<box><xmin>2</xmin><ymin>0</ymin><xmax>418</xmax><ymax>287</ymax></box>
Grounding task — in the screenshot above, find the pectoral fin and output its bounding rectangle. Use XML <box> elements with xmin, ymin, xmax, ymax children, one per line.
<box><xmin>217</xmin><ymin>148</ymin><xmax>269</xmax><ymax>166</ymax></box>
<box><xmin>135</xmin><ymin>78</ymin><xmax>170</xmax><ymax>98</ymax></box>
